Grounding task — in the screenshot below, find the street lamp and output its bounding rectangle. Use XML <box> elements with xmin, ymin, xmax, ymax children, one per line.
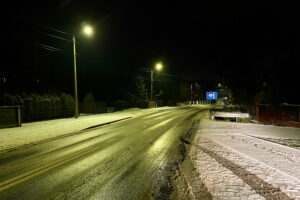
<box><xmin>151</xmin><ymin>62</ymin><xmax>163</xmax><ymax>102</ymax></box>
<box><xmin>155</xmin><ymin>63</ymin><xmax>162</xmax><ymax>71</ymax></box>
<box><xmin>73</xmin><ymin>24</ymin><xmax>93</xmax><ymax>118</ymax></box>
<box><xmin>83</xmin><ymin>25</ymin><xmax>93</xmax><ymax>36</ymax></box>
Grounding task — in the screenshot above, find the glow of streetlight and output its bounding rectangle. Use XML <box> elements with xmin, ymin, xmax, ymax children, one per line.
<box><xmin>155</xmin><ymin>63</ymin><xmax>163</xmax><ymax>71</ymax></box>
<box><xmin>83</xmin><ymin>25</ymin><xmax>93</xmax><ymax>36</ymax></box>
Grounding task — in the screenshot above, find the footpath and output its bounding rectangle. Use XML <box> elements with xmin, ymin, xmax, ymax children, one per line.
<box><xmin>188</xmin><ymin>111</ymin><xmax>300</xmax><ymax>200</ymax></box>
<box><xmin>0</xmin><ymin>107</ymin><xmax>170</xmax><ymax>151</ymax></box>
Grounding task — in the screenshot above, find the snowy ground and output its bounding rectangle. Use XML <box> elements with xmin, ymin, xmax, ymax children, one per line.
<box><xmin>190</xmin><ymin>112</ymin><xmax>300</xmax><ymax>200</ymax></box>
<box><xmin>0</xmin><ymin>107</ymin><xmax>171</xmax><ymax>151</ymax></box>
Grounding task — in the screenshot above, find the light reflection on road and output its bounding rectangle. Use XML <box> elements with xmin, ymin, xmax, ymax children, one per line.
<box><xmin>0</xmin><ymin>106</ymin><xmax>208</xmax><ymax>200</ymax></box>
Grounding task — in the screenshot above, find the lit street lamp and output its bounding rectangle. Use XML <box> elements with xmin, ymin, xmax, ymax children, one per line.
<box><xmin>73</xmin><ymin>24</ymin><xmax>94</xmax><ymax>118</ymax></box>
<box><xmin>83</xmin><ymin>25</ymin><xmax>93</xmax><ymax>36</ymax></box>
<box><xmin>150</xmin><ymin>62</ymin><xmax>163</xmax><ymax>102</ymax></box>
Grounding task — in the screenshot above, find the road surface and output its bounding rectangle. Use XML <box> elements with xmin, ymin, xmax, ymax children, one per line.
<box><xmin>0</xmin><ymin>106</ymin><xmax>207</xmax><ymax>200</ymax></box>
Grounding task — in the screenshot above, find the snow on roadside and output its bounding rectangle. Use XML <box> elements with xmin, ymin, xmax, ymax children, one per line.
<box><xmin>190</xmin><ymin>112</ymin><xmax>300</xmax><ymax>199</ymax></box>
<box><xmin>190</xmin><ymin>140</ymin><xmax>265</xmax><ymax>200</ymax></box>
<box><xmin>199</xmin><ymin>117</ymin><xmax>300</xmax><ymax>139</ymax></box>
<box><xmin>0</xmin><ymin>107</ymin><xmax>171</xmax><ymax>151</ymax></box>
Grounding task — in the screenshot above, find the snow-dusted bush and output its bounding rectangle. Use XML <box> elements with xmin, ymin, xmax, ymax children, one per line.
<box><xmin>0</xmin><ymin>93</ymin><xmax>19</xmax><ymax>106</ymax></box>
<box><xmin>60</xmin><ymin>93</ymin><xmax>74</xmax><ymax>117</ymax></box>
<box><xmin>114</xmin><ymin>100</ymin><xmax>129</xmax><ymax>111</ymax></box>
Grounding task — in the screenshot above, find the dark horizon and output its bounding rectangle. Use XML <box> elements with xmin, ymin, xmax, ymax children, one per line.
<box><xmin>1</xmin><ymin>1</ymin><xmax>300</xmax><ymax>104</ymax></box>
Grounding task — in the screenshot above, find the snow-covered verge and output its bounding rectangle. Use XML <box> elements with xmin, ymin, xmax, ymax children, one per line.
<box><xmin>0</xmin><ymin>107</ymin><xmax>171</xmax><ymax>151</ymax></box>
<box><xmin>190</xmin><ymin>112</ymin><xmax>300</xmax><ymax>200</ymax></box>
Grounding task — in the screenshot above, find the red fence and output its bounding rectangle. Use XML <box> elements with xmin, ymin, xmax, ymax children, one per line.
<box><xmin>256</xmin><ymin>104</ymin><xmax>300</xmax><ymax>128</ymax></box>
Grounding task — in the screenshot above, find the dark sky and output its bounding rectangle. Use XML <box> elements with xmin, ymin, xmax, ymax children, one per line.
<box><xmin>2</xmin><ymin>1</ymin><xmax>300</xmax><ymax>103</ymax></box>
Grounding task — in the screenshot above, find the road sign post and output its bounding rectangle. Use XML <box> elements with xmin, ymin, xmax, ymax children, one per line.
<box><xmin>206</xmin><ymin>91</ymin><xmax>217</xmax><ymax>100</ymax></box>
<box><xmin>206</xmin><ymin>92</ymin><xmax>217</xmax><ymax>104</ymax></box>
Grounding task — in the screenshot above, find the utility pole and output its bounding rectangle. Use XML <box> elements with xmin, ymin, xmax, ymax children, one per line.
<box><xmin>72</xmin><ymin>35</ymin><xmax>79</xmax><ymax>118</ymax></box>
<box><xmin>150</xmin><ymin>69</ymin><xmax>153</xmax><ymax>102</ymax></box>
<box><xmin>191</xmin><ymin>83</ymin><xmax>193</xmax><ymax>104</ymax></box>
<box><xmin>39</xmin><ymin>24</ymin><xmax>93</xmax><ymax>119</ymax></box>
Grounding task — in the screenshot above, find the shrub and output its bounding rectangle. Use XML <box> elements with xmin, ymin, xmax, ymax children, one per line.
<box><xmin>61</xmin><ymin>93</ymin><xmax>74</xmax><ymax>117</ymax></box>
<box><xmin>83</xmin><ymin>92</ymin><xmax>95</xmax><ymax>103</ymax></box>
<box><xmin>124</xmin><ymin>92</ymin><xmax>137</xmax><ymax>108</ymax></box>
<box><xmin>114</xmin><ymin>100</ymin><xmax>129</xmax><ymax>111</ymax></box>
<box><xmin>0</xmin><ymin>92</ymin><xmax>75</xmax><ymax>121</ymax></box>
<box><xmin>0</xmin><ymin>93</ymin><xmax>17</xmax><ymax>105</ymax></box>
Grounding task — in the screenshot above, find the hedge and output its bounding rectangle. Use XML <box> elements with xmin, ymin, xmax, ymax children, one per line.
<box><xmin>0</xmin><ymin>93</ymin><xmax>75</xmax><ymax>122</ymax></box>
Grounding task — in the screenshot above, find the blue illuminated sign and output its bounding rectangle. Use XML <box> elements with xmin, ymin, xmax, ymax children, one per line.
<box><xmin>206</xmin><ymin>91</ymin><xmax>217</xmax><ymax>100</ymax></box>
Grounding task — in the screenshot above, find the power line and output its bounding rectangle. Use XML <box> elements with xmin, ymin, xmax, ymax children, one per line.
<box><xmin>155</xmin><ymin>71</ymin><xmax>181</xmax><ymax>79</ymax></box>
<box><xmin>39</xmin><ymin>46</ymin><xmax>59</xmax><ymax>52</ymax></box>
<box><xmin>136</xmin><ymin>68</ymin><xmax>150</xmax><ymax>73</ymax></box>
<box><xmin>36</xmin><ymin>43</ymin><xmax>64</xmax><ymax>51</ymax></box>
<box><xmin>37</xmin><ymin>46</ymin><xmax>74</xmax><ymax>56</ymax></box>
<box><xmin>39</xmin><ymin>31</ymin><xmax>72</xmax><ymax>43</ymax></box>
<box><xmin>35</xmin><ymin>42</ymin><xmax>76</xmax><ymax>56</ymax></box>
<box><xmin>136</xmin><ymin>67</ymin><xmax>187</xmax><ymax>81</ymax></box>
<box><xmin>39</xmin><ymin>24</ymin><xmax>72</xmax><ymax>36</ymax></box>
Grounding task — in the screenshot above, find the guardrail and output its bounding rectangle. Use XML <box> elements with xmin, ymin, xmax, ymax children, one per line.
<box><xmin>211</xmin><ymin>111</ymin><xmax>249</xmax><ymax>122</ymax></box>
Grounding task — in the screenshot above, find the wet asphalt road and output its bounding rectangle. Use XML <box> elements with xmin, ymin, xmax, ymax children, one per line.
<box><xmin>0</xmin><ymin>106</ymin><xmax>207</xmax><ymax>200</ymax></box>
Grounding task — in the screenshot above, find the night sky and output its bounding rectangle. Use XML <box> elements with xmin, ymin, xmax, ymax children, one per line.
<box><xmin>2</xmin><ymin>1</ymin><xmax>300</xmax><ymax>104</ymax></box>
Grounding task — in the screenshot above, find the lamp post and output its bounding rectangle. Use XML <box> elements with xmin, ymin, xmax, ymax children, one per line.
<box><xmin>72</xmin><ymin>25</ymin><xmax>93</xmax><ymax>118</ymax></box>
<box><xmin>72</xmin><ymin>35</ymin><xmax>79</xmax><ymax>118</ymax></box>
<box><xmin>150</xmin><ymin>62</ymin><xmax>163</xmax><ymax>102</ymax></box>
<box><xmin>191</xmin><ymin>83</ymin><xmax>193</xmax><ymax>104</ymax></box>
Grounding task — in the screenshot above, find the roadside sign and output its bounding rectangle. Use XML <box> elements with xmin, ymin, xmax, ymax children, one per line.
<box><xmin>206</xmin><ymin>91</ymin><xmax>217</xmax><ymax>100</ymax></box>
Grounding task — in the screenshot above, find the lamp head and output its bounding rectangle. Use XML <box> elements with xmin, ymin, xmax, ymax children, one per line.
<box><xmin>155</xmin><ymin>63</ymin><xmax>163</xmax><ymax>71</ymax></box>
<box><xmin>83</xmin><ymin>25</ymin><xmax>93</xmax><ymax>36</ymax></box>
